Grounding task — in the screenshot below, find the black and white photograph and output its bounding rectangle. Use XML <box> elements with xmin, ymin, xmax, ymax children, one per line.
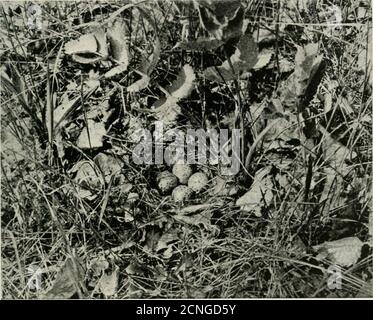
<box><xmin>0</xmin><ymin>0</ymin><xmax>372</xmax><ymax>301</ymax></box>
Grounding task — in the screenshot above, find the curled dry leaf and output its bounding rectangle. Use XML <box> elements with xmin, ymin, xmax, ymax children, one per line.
<box><xmin>153</xmin><ymin>64</ymin><xmax>196</xmax><ymax>128</ymax></box>
<box><xmin>65</xmin><ymin>34</ymin><xmax>98</xmax><ymax>55</ymax></box>
<box><xmin>127</xmin><ymin>72</ymin><xmax>150</xmax><ymax>93</ymax></box>
<box><xmin>312</xmin><ymin>237</ymin><xmax>365</xmax><ymax>267</ymax></box>
<box><xmin>65</xmin><ymin>29</ymin><xmax>108</xmax><ymax>64</ymax></box>
<box><xmin>107</xmin><ymin>20</ymin><xmax>130</xmax><ymax>64</ymax></box>
<box><xmin>203</xmin><ymin>34</ymin><xmax>258</xmax><ymax>82</ymax></box>
<box><xmin>105</xmin><ymin>19</ymin><xmax>131</xmax><ymax>78</ymax></box>
<box><xmin>253</xmin><ymin>51</ymin><xmax>273</xmax><ymax>70</ymax></box>
<box><xmin>127</xmin><ymin>38</ymin><xmax>161</xmax><ymax>92</ymax></box>
<box><xmin>127</xmin><ymin>13</ymin><xmax>161</xmax><ymax>93</ymax></box>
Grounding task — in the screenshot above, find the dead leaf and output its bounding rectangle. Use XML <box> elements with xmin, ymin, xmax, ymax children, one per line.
<box><xmin>127</xmin><ymin>38</ymin><xmax>161</xmax><ymax>93</ymax></box>
<box><xmin>254</xmin><ymin>26</ymin><xmax>285</xmax><ymax>43</ymax></box>
<box><xmin>153</xmin><ymin>64</ymin><xmax>196</xmax><ymax>128</ymax></box>
<box><xmin>155</xmin><ymin>230</ymin><xmax>179</xmax><ymax>259</ymax></box>
<box><xmin>236</xmin><ymin>167</ymin><xmax>273</xmax><ymax>217</ymax></box>
<box><xmin>320</xmin><ymin>125</ymin><xmax>357</xmax><ymax>169</ymax></box>
<box><xmin>318</xmin><ymin>125</ymin><xmax>357</xmax><ymax>211</ymax></box>
<box><xmin>65</xmin><ymin>29</ymin><xmax>108</xmax><ymax>64</ymax></box>
<box><xmin>105</xmin><ymin>19</ymin><xmax>131</xmax><ymax>78</ymax></box>
<box><xmin>98</xmin><ymin>267</ymin><xmax>119</xmax><ymax>297</ymax></box>
<box><xmin>279</xmin><ymin>57</ymin><xmax>295</xmax><ymax>73</ymax></box>
<box><xmin>42</xmin><ymin>258</ymin><xmax>84</xmax><ymax>299</ymax></box>
<box><xmin>279</xmin><ymin>43</ymin><xmax>325</xmax><ymax>112</ymax></box>
<box><xmin>77</xmin><ymin>119</ymin><xmax>106</xmax><ymax>149</ymax></box>
<box><xmin>1</xmin><ymin>123</ymin><xmax>30</xmax><ymax>164</ymax></box>
<box><xmin>264</xmin><ymin>116</ymin><xmax>299</xmax><ymax>145</ymax></box>
<box><xmin>253</xmin><ymin>51</ymin><xmax>273</xmax><ymax>70</ymax></box>
<box><xmin>107</xmin><ymin>19</ymin><xmax>130</xmax><ymax>64</ymax></box>
<box><xmin>173</xmin><ymin>211</ymin><xmax>218</xmax><ymax>233</ymax></box>
<box><xmin>203</xmin><ymin>34</ymin><xmax>258</xmax><ymax>82</ymax></box>
<box><xmin>125</xmin><ymin>262</ymin><xmax>145</xmax><ymax>276</ymax></box>
<box><xmin>65</xmin><ymin>34</ymin><xmax>98</xmax><ymax>55</ymax></box>
<box><xmin>94</xmin><ymin>153</ymin><xmax>122</xmax><ymax>183</ymax></box>
<box><xmin>195</xmin><ymin>0</ymin><xmax>244</xmax><ymax>41</ymax></box>
<box><xmin>71</xmin><ymin>160</ymin><xmax>104</xmax><ymax>199</ymax></box>
<box><xmin>127</xmin><ymin>72</ymin><xmax>150</xmax><ymax>93</ymax></box>
<box><xmin>313</xmin><ymin>237</ymin><xmax>364</xmax><ymax>267</ymax></box>
<box><xmin>89</xmin><ymin>255</ymin><xmax>109</xmax><ymax>277</ymax></box>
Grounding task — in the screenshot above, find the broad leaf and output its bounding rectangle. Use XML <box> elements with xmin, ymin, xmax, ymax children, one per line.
<box><xmin>94</xmin><ymin>153</ymin><xmax>122</xmax><ymax>183</ymax></box>
<box><xmin>203</xmin><ymin>34</ymin><xmax>258</xmax><ymax>82</ymax></box>
<box><xmin>53</xmin><ymin>96</ymin><xmax>80</xmax><ymax>128</ymax></box>
<box><xmin>89</xmin><ymin>255</ymin><xmax>109</xmax><ymax>277</ymax></box>
<box><xmin>98</xmin><ymin>267</ymin><xmax>119</xmax><ymax>297</ymax></box>
<box><xmin>319</xmin><ymin>126</ymin><xmax>357</xmax><ymax>211</ymax></box>
<box><xmin>236</xmin><ymin>167</ymin><xmax>273</xmax><ymax>217</ymax></box>
<box><xmin>173</xmin><ymin>211</ymin><xmax>219</xmax><ymax>233</ymax></box>
<box><xmin>71</xmin><ymin>160</ymin><xmax>104</xmax><ymax>199</ymax></box>
<box><xmin>279</xmin><ymin>43</ymin><xmax>325</xmax><ymax>112</ymax></box>
<box><xmin>77</xmin><ymin>119</ymin><xmax>106</xmax><ymax>149</ymax></box>
<box><xmin>42</xmin><ymin>258</ymin><xmax>84</xmax><ymax>299</ymax></box>
<box><xmin>195</xmin><ymin>0</ymin><xmax>244</xmax><ymax>41</ymax></box>
<box><xmin>155</xmin><ymin>230</ymin><xmax>179</xmax><ymax>259</ymax></box>
<box><xmin>313</xmin><ymin>237</ymin><xmax>364</xmax><ymax>267</ymax></box>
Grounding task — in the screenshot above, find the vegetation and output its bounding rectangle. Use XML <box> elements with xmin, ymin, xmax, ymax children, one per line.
<box><xmin>1</xmin><ymin>0</ymin><xmax>372</xmax><ymax>298</ymax></box>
